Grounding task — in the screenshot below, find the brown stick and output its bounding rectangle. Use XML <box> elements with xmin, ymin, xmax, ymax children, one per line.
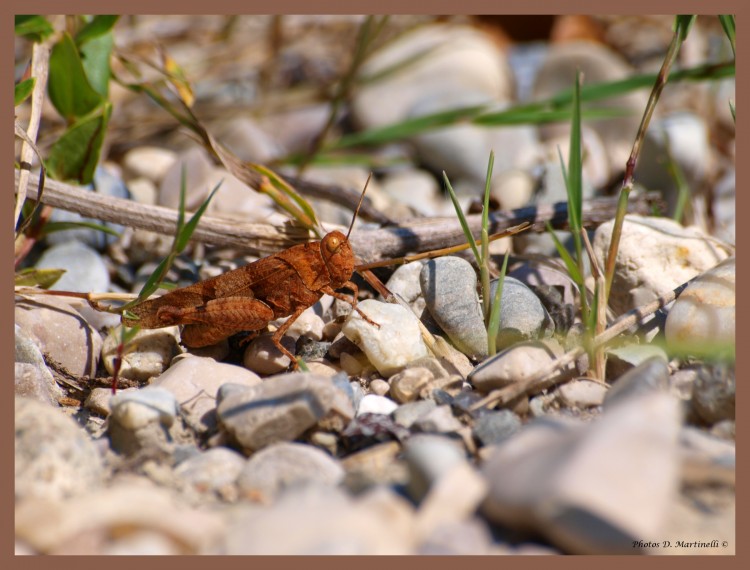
<box><xmin>15</xmin><ymin>170</ymin><xmax>662</xmax><ymax>262</ymax></box>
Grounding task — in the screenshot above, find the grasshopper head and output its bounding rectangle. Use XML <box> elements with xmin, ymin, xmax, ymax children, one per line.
<box><xmin>321</xmin><ymin>230</ymin><xmax>355</xmax><ymax>288</ymax></box>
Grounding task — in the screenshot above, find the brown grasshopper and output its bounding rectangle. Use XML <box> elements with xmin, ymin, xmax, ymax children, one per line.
<box><xmin>122</xmin><ymin>186</ymin><xmax>376</xmax><ymax>368</ymax></box>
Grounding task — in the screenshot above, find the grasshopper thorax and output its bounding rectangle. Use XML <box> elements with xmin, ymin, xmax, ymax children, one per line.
<box><xmin>320</xmin><ymin>230</ymin><xmax>355</xmax><ymax>288</ymax></box>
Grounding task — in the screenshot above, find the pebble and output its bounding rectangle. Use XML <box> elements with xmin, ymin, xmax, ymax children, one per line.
<box><xmin>368</xmin><ymin>378</ymin><xmax>390</xmax><ymax>396</ymax></box>
<box><xmin>221</xmin><ymin>484</ymin><xmax>415</xmax><ymax>554</ymax></box>
<box><xmin>690</xmin><ymin>364</ymin><xmax>735</xmax><ymax>425</ymax></box>
<box><xmin>532</xmin><ymin>41</ymin><xmax>648</xmax><ymax>170</ymax></box>
<box><xmin>236</xmin><ymin>442</ymin><xmax>345</xmax><ymax>502</ymax></box>
<box><xmin>389</xmin><ymin>366</ymin><xmax>435</xmax><ymax>403</ymax></box>
<box><xmin>420</xmin><ymin>257</ymin><xmax>488</xmax><ymax>360</ymax></box>
<box><xmin>15</xmin><ymin>295</ymin><xmax>102</xmax><ymax>377</ymax></box>
<box><xmin>679</xmin><ymin>427</ymin><xmax>735</xmax><ymax>486</ymax></box>
<box><xmin>481</xmin><ymin>392</ymin><xmax>682</xmax><ymax>554</ymax></box>
<box><xmin>357</xmin><ymin>394</ymin><xmax>399</xmax><ymax>417</ymax></box>
<box><xmin>418</xmin><ymin>518</ymin><xmax>494</xmax><ymax>555</ymax></box>
<box><xmin>413</xmin><ymin>405</ymin><xmax>463</xmax><ymax>434</ymax></box>
<box><xmin>393</xmin><ymin>400</ymin><xmax>438</xmax><ymax>428</ymax></box>
<box><xmin>44</xmin><ymin>165</ymin><xmax>128</xmax><ymax>250</ymax></box>
<box><xmin>151</xmin><ymin>355</ymin><xmax>262</xmax><ymax>430</ymax></box>
<box><xmin>383</xmin><ymin>260</ymin><xmax>427</xmax><ymax>314</ymax></box>
<box><xmin>102</xmin><ymin>326</ymin><xmax>181</xmax><ymax>382</ymax></box>
<box><xmin>85</xmin><ymin>386</ymin><xmax>136</xmax><ymax>416</ymax></box>
<box><xmin>509</xmin><ymin>263</ymin><xmax>579</xmax><ymax>307</ymax></box>
<box><xmin>592</xmin><ymin>215</ymin><xmax>731</xmax><ymax>314</ymax></box>
<box><xmin>174</xmin><ymin>447</ymin><xmax>246</xmax><ymax>497</ymax></box>
<box><xmin>468</xmin><ymin>339</ymin><xmax>565</xmax><ymax>392</ymax></box>
<box><xmin>216</xmin><ymin>373</ymin><xmax>354</xmax><ymax>453</ymax></box>
<box><xmin>34</xmin><ymin>241</ymin><xmax>110</xmax><ymax>293</ymax></box>
<box><xmin>555</xmin><ymin>379</ymin><xmax>608</xmax><ymax>409</ymax></box>
<box><xmin>603</xmin><ymin>356</ymin><xmax>670</xmax><ymax>410</ymax></box>
<box><xmin>15</xmin><ymin>397</ymin><xmax>104</xmax><ymax>501</ymax></box>
<box><xmin>380</xmin><ymin>169</ymin><xmax>442</xmax><ymax>217</ymax></box>
<box><xmin>243</xmin><ymin>333</ymin><xmax>296</xmax><ymax>375</ymax></box>
<box><xmin>14</xmin><ymin>326</ymin><xmax>63</xmax><ymax>405</ymax></box>
<box><xmin>342</xmin><ymin>299</ymin><xmax>429</xmax><ymax>377</ymax></box>
<box><xmin>489</xmin><ymin>276</ymin><xmax>554</xmax><ymax>349</ymax></box>
<box><xmin>123</xmin><ymin>146</ymin><xmax>177</xmax><ymax>183</ymax></box>
<box><xmin>605</xmin><ymin>343</ymin><xmax>669</xmax><ymax>379</ymax></box>
<box><xmin>107</xmin><ymin>388</ymin><xmax>180</xmax><ymax>456</ymax></box>
<box><xmin>491</xmin><ymin>168</ymin><xmax>535</xmax><ymax>210</ymax></box>
<box><xmin>158</xmin><ymin>145</ymin><xmax>215</xmax><ymax>210</ymax></box>
<box><xmin>665</xmin><ymin>256</ymin><xmax>735</xmax><ymax>359</ymax></box>
<box><xmin>403</xmin><ymin>434</ymin><xmax>468</xmax><ymax>501</ymax></box>
<box><xmin>352</xmin><ymin>24</ymin><xmax>513</xmax><ymax>130</ymax></box>
<box><xmin>472</xmin><ymin>410</ymin><xmax>522</xmax><ymax>446</ymax></box>
<box><xmin>15</xmin><ymin>481</ymin><xmax>225</xmax><ymax>554</ymax></box>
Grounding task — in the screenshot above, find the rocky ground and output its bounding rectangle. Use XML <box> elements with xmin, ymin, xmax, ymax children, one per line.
<box><xmin>15</xmin><ymin>16</ymin><xmax>735</xmax><ymax>555</ymax></box>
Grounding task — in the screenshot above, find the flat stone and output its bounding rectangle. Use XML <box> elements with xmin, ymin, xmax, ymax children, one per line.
<box><xmin>603</xmin><ymin>356</ymin><xmax>670</xmax><ymax>410</ymax></box>
<box><xmin>393</xmin><ymin>400</ymin><xmax>438</xmax><ymax>428</ymax></box>
<box><xmin>472</xmin><ymin>410</ymin><xmax>522</xmax><ymax>447</ymax></box>
<box><xmin>102</xmin><ymin>326</ymin><xmax>181</xmax><ymax>382</ymax></box>
<box><xmin>469</xmin><ymin>339</ymin><xmax>565</xmax><ymax>392</ymax></box>
<box><xmin>413</xmin><ymin>405</ymin><xmax>463</xmax><ymax>433</ymax></box>
<box><xmin>489</xmin><ymin>276</ymin><xmax>554</xmax><ymax>349</ymax></box>
<box><xmin>556</xmin><ymin>379</ymin><xmax>608</xmax><ymax>409</ymax></box>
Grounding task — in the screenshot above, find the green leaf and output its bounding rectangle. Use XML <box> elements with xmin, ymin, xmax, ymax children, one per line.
<box><xmin>39</xmin><ymin>220</ymin><xmax>121</xmax><ymax>238</ymax></box>
<box><xmin>48</xmin><ymin>33</ymin><xmax>104</xmax><ymax>121</ymax></box>
<box><xmin>442</xmin><ymin>172</ymin><xmax>481</xmax><ymax>263</ymax></box>
<box><xmin>47</xmin><ymin>103</ymin><xmax>112</xmax><ymax>184</ymax></box>
<box><xmin>566</xmin><ymin>72</ymin><xmax>583</xmax><ymax>235</ymax></box>
<box><xmin>15</xmin><ymin>78</ymin><xmax>36</xmax><ymax>106</ymax></box>
<box><xmin>473</xmin><ymin>107</ymin><xmax>630</xmax><ymax>126</ymax></box>
<box><xmin>718</xmin><ymin>15</ymin><xmax>736</xmax><ymax>58</ymax></box>
<box><xmin>15</xmin><ymin>15</ymin><xmax>54</xmax><ymax>41</ymax></box>
<box><xmin>15</xmin><ymin>268</ymin><xmax>66</xmax><ymax>288</ymax></box>
<box><xmin>673</xmin><ymin>15</ymin><xmax>697</xmax><ymax>42</ymax></box>
<box><xmin>80</xmin><ymin>32</ymin><xmax>114</xmax><ymax>98</ymax></box>
<box><xmin>545</xmin><ymin>222</ymin><xmax>583</xmax><ymax>285</ymax></box>
<box><xmin>75</xmin><ymin>15</ymin><xmax>119</xmax><ymax>46</ymax></box>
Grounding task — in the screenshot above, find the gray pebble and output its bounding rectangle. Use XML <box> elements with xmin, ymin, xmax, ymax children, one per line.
<box><xmin>393</xmin><ymin>400</ymin><xmax>437</xmax><ymax>428</ymax></box>
<box><xmin>16</xmin><ymin>397</ymin><xmax>104</xmax><ymax>501</ymax></box>
<box><xmin>174</xmin><ymin>447</ymin><xmax>246</xmax><ymax>496</ymax></box>
<box><xmin>603</xmin><ymin>356</ymin><xmax>669</xmax><ymax>410</ymax></box>
<box><xmin>472</xmin><ymin>410</ymin><xmax>522</xmax><ymax>446</ymax></box>
<box><xmin>691</xmin><ymin>364</ymin><xmax>735</xmax><ymax>425</ymax></box>
<box><xmin>413</xmin><ymin>405</ymin><xmax>463</xmax><ymax>434</ymax></box>
<box><xmin>469</xmin><ymin>339</ymin><xmax>565</xmax><ymax>392</ymax></box>
<box><xmin>237</xmin><ymin>442</ymin><xmax>345</xmax><ymax>502</ymax></box>
<box><xmin>108</xmin><ymin>388</ymin><xmax>180</xmax><ymax>456</ymax></box>
<box><xmin>420</xmin><ymin>256</ymin><xmax>488</xmax><ymax>359</ymax></box>
<box><xmin>489</xmin><ymin>276</ymin><xmax>554</xmax><ymax>349</ymax></box>
<box><xmin>217</xmin><ymin>373</ymin><xmax>354</xmax><ymax>453</ymax></box>
<box><xmin>35</xmin><ymin>241</ymin><xmax>110</xmax><ymax>293</ymax></box>
<box><xmin>605</xmin><ymin>344</ymin><xmax>668</xmax><ymax>379</ymax></box>
<box><xmin>403</xmin><ymin>434</ymin><xmax>467</xmax><ymax>501</ymax></box>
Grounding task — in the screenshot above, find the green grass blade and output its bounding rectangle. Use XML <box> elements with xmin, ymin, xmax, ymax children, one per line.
<box><xmin>718</xmin><ymin>15</ymin><xmax>736</xmax><ymax>58</ymax></box>
<box><xmin>39</xmin><ymin>220</ymin><xmax>121</xmax><ymax>238</ymax></box>
<box><xmin>473</xmin><ymin>106</ymin><xmax>631</xmax><ymax>126</ymax></box>
<box><xmin>544</xmin><ymin>222</ymin><xmax>583</xmax><ymax>285</ymax></box>
<box><xmin>442</xmin><ymin>171</ymin><xmax>481</xmax><ymax>263</ymax></box>
<box><xmin>566</xmin><ymin>72</ymin><xmax>583</xmax><ymax>235</ymax></box>
<box><xmin>480</xmin><ymin>151</ymin><xmax>495</xmax><ymax>322</ymax></box>
<box><xmin>176</xmin><ymin>180</ymin><xmax>222</xmax><ymax>252</ymax></box>
<box><xmin>673</xmin><ymin>16</ymin><xmax>697</xmax><ymax>41</ymax></box>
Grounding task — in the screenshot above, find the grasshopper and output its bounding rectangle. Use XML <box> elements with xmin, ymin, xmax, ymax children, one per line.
<box><xmin>122</xmin><ymin>186</ymin><xmax>375</xmax><ymax>367</ymax></box>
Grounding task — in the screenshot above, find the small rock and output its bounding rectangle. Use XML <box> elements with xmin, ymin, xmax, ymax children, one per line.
<box><xmin>174</xmin><ymin>447</ymin><xmax>246</xmax><ymax>497</ymax></box>
<box><xmin>481</xmin><ymin>392</ymin><xmax>682</xmax><ymax>554</ymax></box>
<box><xmin>158</xmin><ymin>145</ymin><xmax>215</xmax><ymax>210</ymax></box>
<box><xmin>556</xmin><ymin>379</ymin><xmax>608</xmax><ymax>409</ymax></box>
<box><xmin>413</xmin><ymin>405</ymin><xmax>463</xmax><ymax>433</ymax></box>
<box><xmin>380</xmin><ymin>169</ymin><xmax>441</xmax><ymax>217</ymax></box>
<box><xmin>368</xmin><ymin>379</ymin><xmax>390</xmax><ymax>396</ymax></box>
<box><xmin>243</xmin><ymin>333</ymin><xmax>297</xmax><ymax>375</ymax></box>
<box><xmin>123</xmin><ymin>146</ymin><xmax>177</xmax><ymax>183</ymax></box>
<box><xmin>418</xmin><ymin>518</ymin><xmax>494</xmax><ymax>555</ymax></box>
<box><xmin>605</xmin><ymin>343</ymin><xmax>669</xmax><ymax>379</ymax></box>
<box><xmin>15</xmin><ymin>397</ymin><xmax>104</xmax><ymax>501</ymax></box>
<box><xmin>603</xmin><ymin>356</ymin><xmax>670</xmax><ymax>410</ymax></box>
<box><xmin>690</xmin><ymin>364</ymin><xmax>735</xmax><ymax>425</ymax></box>
<box><xmin>15</xmin><ymin>363</ymin><xmax>59</xmax><ymax>406</ymax></box>
<box><xmin>357</xmin><ymin>394</ymin><xmax>399</xmax><ymax>416</ymax></box>
<box><xmin>383</xmin><ymin>260</ymin><xmax>426</xmax><ymax>313</ymax></box>
<box><xmin>489</xmin><ymin>276</ymin><xmax>554</xmax><ymax>349</ymax></box>
<box><xmin>593</xmin><ymin>215</ymin><xmax>730</xmax><ymax>314</ymax></box>
<box><xmin>217</xmin><ymin>373</ymin><xmax>354</xmax><ymax>453</ymax></box>
<box><xmin>472</xmin><ymin>410</ymin><xmax>522</xmax><ymax>447</ymax></box>
<box><xmin>665</xmin><ymin>256</ymin><xmax>735</xmax><ymax>359</ymax></box>
<box><xmin>389</xmin><ymin>366</ymin><xmax>435</xmax><ymax>403</ymax></box>
<box><xmin>469</xmin><ymin>339</ymin><xmax>565</xmax><ymax>392</ymax></box>
<box><xmin>108</xmin><ymin>388</ymin><xmax>180</xmax><ymax>456</ymax></box>
<box><xmin>102</xmin><ymin>326</ymin><xmax>181</xmax><ymax>382</ymax></box>
<box><xmin>35</xmin><ymin>241</ymin><xmax>110</xmax><ymax>292</ymax></box>
<box><xmin>151</xmin><ymin>356</ymin><xmax>261</xmax><ymax>431</ymax></box>
<box><xmin>15</xmin><ymin>481</ymin><xmax>225</xmax><ymax>554</ymax></box>
<box><xmin>342</xmin><ymin>299</ymin><xmax>429</xmax><ymax>377</ymax></box>
<box><xmin>237</xmin><ymin>442</ymin><xmax>345</xmax><ymax>502</ymax></box>
<box><xmin>420</xmin><ymin>256</ymin><xmax>487</xmax><ymax>359</ymax></box>
<box><xmin>403</xmin><ymin>434</ymin><xmax>467</xmax><ymax>501</ymax></box>
<box><xmin>491</xmin><ymin>169</ymin><xmax>535</xmax><ymax>210</ymax></box>
<box><xmin>85</xmin><ymin>386</ymin><xmax>137</xmax><ymax>416</ymax></box>
<box><xmin>393</xmin><ymin>400</ymin><xmax>438</xmax><ymax>428</ymax></box>
<box><xmin>15</xmin><ymin>295</ymin><xmax>102</xmax><ymax>378</ymax></box>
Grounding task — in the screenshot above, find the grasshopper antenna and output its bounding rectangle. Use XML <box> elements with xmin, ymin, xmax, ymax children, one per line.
<box><xmin>346</xmin><ymin>172</ymin><xmax>372</xmax><ymax>239</ymax></box>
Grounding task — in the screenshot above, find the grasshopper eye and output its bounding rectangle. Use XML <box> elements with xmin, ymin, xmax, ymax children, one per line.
<box><xmin>325</xmin><ymin>235</ymin><xmax>341</xmax><ymax>253</ymax></box>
